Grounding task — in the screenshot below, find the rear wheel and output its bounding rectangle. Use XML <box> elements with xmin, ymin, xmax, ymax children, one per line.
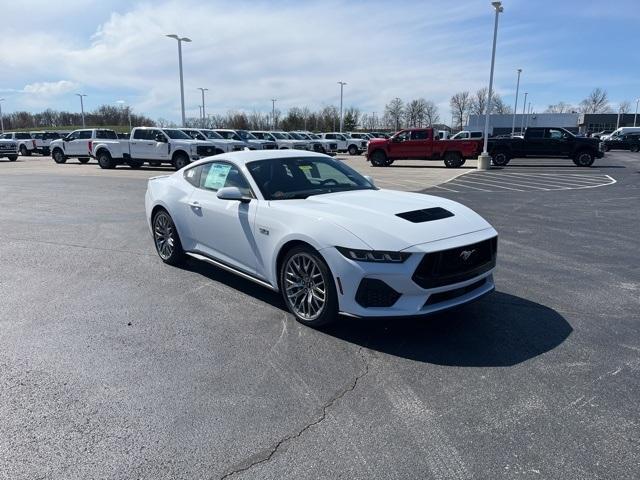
<box><xmin>52</xmin><ymin>149</ymin><xmax>67</xmax><ymax>164</ymax></box>
<box><xmin>491</xmin><ymin>151</ymin><xmax>510</xmax><ymax>166</ymax></box>
<box><xmin>97</xmin><ymin>151</ymin><xmax>115</xmax><ymax>169</ymax></box>
<box><xmin>172</xmin><ymin>153</ymin><xmax>189</xmax><ymax>170</ymax></box>
<box><xmin>78</xmin><ymin>157</ymin><xmax>90</xmax><ymax>164</ymax></box>
<box><xmin>630</xmin><ymin>145</ymin><xmax>639</xmax><ymax>153</ymax></box>
<box><xmin>20</xmin><ymin>145</ymin><xmax>28</xmax><ymax>156</ymax></box>
<box><xmin>443</xmin><ymin>151</ymin><xmax>464</xmax><ymax>168</ymax></box>
<box><xmin>370</xmin><ymin>150</ymin><xmax>389</xmax><ymax>167</ymax></box>
<box><xmin>152</xmin><ymin>209</ymin><xmax>185</xmax><ymax>266</ymax></box>
<box><xmin>574</xmin><ymin>151</ymin><xmax>594</xmax><ymax>167</ymax></box>
<box><xmin>280</xmin><ymin>245</ymin><xmax>338</xmax><ymax>327</ymax></box>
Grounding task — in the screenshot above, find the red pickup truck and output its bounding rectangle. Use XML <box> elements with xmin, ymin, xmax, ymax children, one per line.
<box><xmin>366</xmin><ymin>128</ymin><xmax>482</xmax><ymax>167</ymax></box>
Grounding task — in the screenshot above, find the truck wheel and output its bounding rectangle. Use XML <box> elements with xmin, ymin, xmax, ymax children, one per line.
<box><xmin>630</xmin><ymin>145</ymin><xmax>639</xmax><ymax>152</ymax></box>
<box><xmin>491</xmin><ymin>151</ymin><xmax>510</xmax><ymax>166</ymax></box>
<box><xmin>348</xmin><ymin>145</ymin><xmax>359</xmax><ymax>155</ymax></box>
<box><xmin>370</xmin><ymin>150</ymin><xmax>389</xmax><ymax>167</ymax></box>
<box><xmin>172</xmin><ymin>153</ymin><xmax>189</xmax><ymax>170</ymax></box>
<box><xmin>78</xmin><ymin>157</ymin><xmax>90</xmax><ymax>164</ymax></box>
<box><xmin>97</xmin><ymin>151</ymin><xmax>116</xmax><ymax>169</ymax></box>
<box><xmin>52</xmin><ymin>149</ymin><xmax>67</xmax><ymax>164</ymax></box>
<box><xmin>574</xmin><ymin>151</ymin><xmax>594</xmax><ymax>167</ymax></box>
<box><xmin>443</xmin><ymin>151</ymin><xmax>464</xmax><ymax>168</ymax></box>
<box><xmin>8</xmin><ymin>155</ymin><xmax>17</xmax><ymax>162</ymax></box>
<box><xmin>20</xmin><ymin>145</ymin><xmax>29</xmax><ymax>156</ymax></box>
<box><xmin>127</xmin><ymin>159</ymin><xmax>144</xmax><ymax>169</ymax></box>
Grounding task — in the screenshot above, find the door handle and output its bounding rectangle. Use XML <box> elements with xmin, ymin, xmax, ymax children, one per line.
<box><xmin>188</xmin><ymin>201</ymin><xmax>201</xmax><ymax>209</ymax></box>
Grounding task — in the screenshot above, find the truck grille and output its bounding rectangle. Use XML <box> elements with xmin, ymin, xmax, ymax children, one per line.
<box><xmin>197</xmin><ymin>145</ymin><xmax>217</xmax><ymax>156</ymax></box>
<box><xmin>0</xmin><ymin>142</ymin><xmax>17</xmax><ymax>153</ymax></box>
<box><xmin>412</xmin><ymin>237</ymin><xmax>497</xmax><ymax>289</ymax></box>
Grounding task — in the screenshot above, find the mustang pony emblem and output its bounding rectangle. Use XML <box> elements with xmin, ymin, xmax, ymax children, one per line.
<box><xmin>459</xmin><ymin>249</ymin><xmax>476</xmax><ymax>261</ymax></box>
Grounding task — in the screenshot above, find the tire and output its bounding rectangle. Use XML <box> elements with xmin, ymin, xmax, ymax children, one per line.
<box><xmin>52</xmin><ymin>149</ymin><xmax>67</xmax><ymax>164</ymax></box>
<box><xmin>8</xmin><ymin>155</ymin><xmax>17</xmax><ymax>162</ymax></box>
<box><xmin>491</xmin><ymin>150</ymin><xmax>510</xmax><ymax>166</ymax></box>
<box><xmin>443</xmin><ymin>151</ymin><xmax>464</xmax><ymax>168</ymax></box>
<box><xmin>172</xmin><ymin>153</ymin><xmax>189</xmax><ymax>170</ymax></box>
<box><xmin>279</xmin><ymin>245</ymin><xmax>338</xmax><ymax>327</ymax></box>
<box><xmin>574</xmin><ymin>151</ymin><xmax>595</xmax><ymax>167</ymax></box>
<box><xmin>127</xmin><ymin>159</ymin><xmax>144</xmax><ymax>169</ymax></box>
<box><xmin>97</xmin><ymin>151</ymin><xmax>116</xmax><ymax>169</ymax></box>
<box><xmin>20</xmin><ymin>145</ymin><xmax>28</xmax><ymax>156</ymax></box>
<box><xmin>630</xmin><ymin>145</ymin><xmax>639</xmax><ymax>153</ymax></box>
<box><xmin>152</xmin><ymin>209</ymin><xmax>185</xmax><ymax>266</ymax></box>
<box><xmin>78</xmin><ymin>157</ymin><xmax>90</xmax><ymax>164</ymax></box>
<box><xmin>370</xmin><ymin>150</ymin><xmax>389</xmax><ymax>167</ymax></box>
<box><xmin>348</xmin><ymin>145</ymin><xmax>358</xmax><ymax>155</ymax></box>
<box><xmin>149</xmin><ymin>161</ymin><xmax>161</xmax><ymax>167</ymax></box>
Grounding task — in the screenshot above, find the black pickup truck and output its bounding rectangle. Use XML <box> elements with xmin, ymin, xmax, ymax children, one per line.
<box><xmin>489</xmin><ymin>127</ymin><xmax>604</xmax><ymax>167</ymax></box>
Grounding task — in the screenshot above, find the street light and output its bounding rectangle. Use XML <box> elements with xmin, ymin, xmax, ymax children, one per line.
<box><xmin>511</xmin><ymin>68</ymin><xmax>522</xmax><ymax>136</ymax></box>
<box><xmin>520</xmin><ymin>92</ymin><xmax>528</xmax><ymax>133</ymax></box>
<box><xmin>526</xmin><ymin>102</ymin><xmax>532</xmax><ymax>128</ymax></box>
<box><xmin>75</xmin><ymin>93</ymin><xmax>87</xmax><ymax>127</ymax></box>
<box><xmin>478</xmin><ymin>1</ymin><xmax>503</xmax><ymax>171</ymax></box>
<box><xmin>197</xmin><ymin>87</ymin><xmax>208</xmax><ymax>127</ymax></box>
<box><xmin>271</xmin><ymin>99</ymin><xmax>277</xmax><ymax>130</ymax></box>
<box><xmin>634</xmin><ymin>98</ymin><xmax>639</xmax><ymax>127</ymax></box>
<box><xmin>0</xmin><ymin>98</ymin><xmax>4</xmax><ymax>134</ymax></box>
<box><xmin>166</xmin><ymin>34</ymin><xmax>192</xmax><ymax>127</ymax></box>
<box><xmin>116</xmin><ymin>100</ymin><xmax>132</xmax><ymax>131</ymax></box>
<box><xmin>337</xmin><ymin>81</ymin><xmax>347</xmax><ymax>132</ymax></box>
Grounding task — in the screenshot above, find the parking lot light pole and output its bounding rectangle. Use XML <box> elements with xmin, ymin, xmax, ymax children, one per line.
<box><xmin>0</xmin><ymin>98</ymin><xmax>4</xmax><ymax>134</ymax></box>
<box><xmin>271</xmin><ymin>99</ymin><xmax>277</xmax><ymax>130</ymax></box>
<box><xmin>166</xmin><ymin>34</ymin><xmax>192</xmax><ymax>127</ymax></box>
<box><xmin>338</xmin><ymin>81</ymin><xmax>347</xmax><ymax>132</ymax></box>
<box><xmin>634</xmin><ymin>99</ymin><xmax>639</xmax><ymax>127</ymax></box>
<box><xmin>197</xmin><ymin>88</ymin><xmax>208</xmax><ymax>127</ymax></box>
<box><xmin>520</xmin><ymin>92</ymin><xmax>528</xmax><ymax>133</ymax></box>
<box><xmin>511</xmin><ymin>68</ymin><xmax>522</xmax><ymax>136</ymax></box>
<box><xmin>76</xmin><ymin>94</ymin><xmax>87</xmax><ymax>127</ymax></box>
<box><xmin>478</xmin><ymin>1</ymin><xmax>503</xmax><ymax>171</ymax></box>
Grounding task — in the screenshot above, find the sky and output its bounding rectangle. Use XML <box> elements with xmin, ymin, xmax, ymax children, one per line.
<box><xmin>1</xmin><ymin>0</ymin><xmax>639</xmax><ymax>123</ymax></box>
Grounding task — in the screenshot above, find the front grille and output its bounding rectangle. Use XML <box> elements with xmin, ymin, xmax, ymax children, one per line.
<box><xmin>197</xmin><ymin>145</ymin><xmax>217</xmax><ymax>156</ymax></box>
<box><xmin>263</xmin><ymin>143</ymin><xmax>277</xmax><ymax>150</ymax></box>
<box><xmin>424</xmin><ymin>279</ymin><xmax>487</xmax><ymax>306</ymax></box>
<box><xmin>355</xmin><ymin>278</ymin><xmax>401</xmax><ymax>308</ymax></box>
<box><xmin>312</xmin><ymin>143</ymin><xmax>324</xmax><ymax>152</ymax></box>
<box><xmin>0</xmin><ymin>143</ymin><xmax>17</xmax><ymax>152</ymax></box>
<box><xmin>413</xmin><ymin>237</ymin><xmax>497</xmax><ymax>289</ymax></box>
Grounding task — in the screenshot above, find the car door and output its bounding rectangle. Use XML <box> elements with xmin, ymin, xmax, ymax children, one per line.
<box><xmin>186</xmin><ymin>161</ymin><xmax>261</xmax><ymax>277</ymax></box>
<box><xmin>524</xmin><ymin>129</ymin><xmax>546</xmax><ymax>156</ymax></box>
<box><xmin>69</xmin><ymin>130</ymin><xmax>92</xmax><ymax>156</ymax></box>
<box><xmin>544</xmin><ymin>128</ymin><xmax>572</xmax><ymax>156</ymax></box>
<box><xmin>387</xmin><ymin>130</ymin><xmax>412</xmax><ymax>158</ymax></box>
<box><xmin>130</xmin><ymin>129</ymin><xmax>154</xmax><ymax>158</ymax></box>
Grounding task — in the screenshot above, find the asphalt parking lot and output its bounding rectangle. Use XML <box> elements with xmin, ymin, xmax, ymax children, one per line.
<box><xmin>1</xmin><ymin>152</ymin><xmax>638</xmax><ymax>479</ymax></box>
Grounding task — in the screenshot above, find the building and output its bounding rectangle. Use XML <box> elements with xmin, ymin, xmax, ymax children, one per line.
<box><xmin>465</xmin><ymin>113</ymin><xmax>580</xmax><ymax>136</ymax></box>
<box><xmin>578</xmin><ymin>113</ymin><xmax>639</xmax><ymax>134</ymax></box>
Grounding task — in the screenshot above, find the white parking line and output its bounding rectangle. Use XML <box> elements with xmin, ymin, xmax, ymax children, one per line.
<box><xmin>446</xmin><ymin>181</ymin><xmax>494</xmax><ymax>192</ymax></box>
<box><xmin>499</xmin><ymin>172</ymin><xmax>613</xmax><ymax>188</ymax></box>
<box><xmin>448</xmin><ymin>176</ymin><xmax>525</xmax><ymax>191</ymax></box>
<box><xmin>456</xmin><ymin>175</ymin><xmax>551</xmax><ymax>190</ymax></box>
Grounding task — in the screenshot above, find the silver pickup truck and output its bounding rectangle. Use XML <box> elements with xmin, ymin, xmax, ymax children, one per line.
<box><xmin>0</xmin><ymin>138</ymin><xmax>19</xmax><ymax>161</ymax></box>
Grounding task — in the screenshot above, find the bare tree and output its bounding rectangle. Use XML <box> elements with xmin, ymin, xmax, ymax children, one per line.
<box><xmin>545</xmin><ymin>101</ymin><xmax>574</xmax><ymax>113</ymax></box>
<box><xmin>405</xmin><ymin>99</ymin><xmax>427</xmax><ymax>127</ymax></box>
<box><xmin>579</xmin><ymin>88</ymin><xmax>610</xmax><ymax>114</ymax></box>
<box><xmin>424</xmin><ymin>100</ymin><xmax>440</xmax><ymax>126</ymax></box>
<box><xmin>470</xmin><ymin>88</ymin><xmax>489</xmax><ymax>116</ymax></box>
<box><xmin>450</xmin><ymin>91</ymin><xmax>471</xmax><ymax>130</ymax></box>
<box><xmin>492</xmin><ymin>96</ymin><xmax>512</xmax><ymax>114</ymax></box>
<box><xmin>384</xmin><ymin>98</ymin><xmax>405</xmax><ymax>131</ymax></box>
<box><xmin>618</xmin><ymin>100</ymin><xmax>632</xmax><ymax>114</ymax></box>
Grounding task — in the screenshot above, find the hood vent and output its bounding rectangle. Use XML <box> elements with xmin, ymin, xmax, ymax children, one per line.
<box><xmin>396</xmin><ymin>207</ymin><xmax>454</xmax><ymax>223</ymax></box>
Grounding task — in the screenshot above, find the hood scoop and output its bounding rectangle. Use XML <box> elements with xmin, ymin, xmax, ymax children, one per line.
<box><xmin>396</xmin><ymin>207</ymin><xmax>454</xmax><ymax>223</ymax></box>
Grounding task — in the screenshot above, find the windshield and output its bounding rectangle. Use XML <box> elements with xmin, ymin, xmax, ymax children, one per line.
<box><xmin>271</xmin><ymin>132</ymin><xmax>287</xmax><ymax>139</ymax></box>
<box><xmin>216</xmin><ymin>131</ymin><xmax>241</xmax><ymax>140</ymax></box>
<box><xmin>237</xmin><ymin>130</ymin><xmax>258</xmax><ymax>140</ymax></box>
<box><xmin>246</xmin><ymin>157</ymin><xmax>375</xmax><ymax>200</ymax></box>
<box><xmin>289</xmin><ymin>133</ymin><xmax>304</xmax><ymax>140</ymax></box>
<box><xmin>163</xmin><ymin>129</ymin><xmax>192</xmax><ymax>140</ymax></box>
<box><xmin>309</xmin><ymin>134</ymin><xmax>320</xmax><ymax>139</ymax></box>
<box><xmin>203</xmin><ymin>130</ymin><xmax>224</xmax><ymax>139</ymax></box>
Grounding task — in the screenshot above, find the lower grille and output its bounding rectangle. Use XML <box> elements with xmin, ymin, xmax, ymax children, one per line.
<box><xmin>355</xmin><ymin>278</ymin><xmax>401</xmax><ymax>308</ymax></box>
<box><xmin>424</xmin><ymin>279</ymin><xmax>487</xmax><ymax>306</ymax></box>
<box><xmin>413</xmin><ymin>237</ymin><xmax>497</xmax><ymax>289</ymax></box>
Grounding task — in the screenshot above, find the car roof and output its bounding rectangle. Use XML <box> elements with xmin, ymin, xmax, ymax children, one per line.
<box><xmin>186</xmin><ymin>149</ymin><xmax>331</xmax><ymax>168</ymax></box>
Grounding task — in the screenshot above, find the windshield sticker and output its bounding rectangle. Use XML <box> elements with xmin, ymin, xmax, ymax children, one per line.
<box><xmin>203</xmin><ymin>163</ymin><xmax>231</xmax><ymax>190</ymax></box>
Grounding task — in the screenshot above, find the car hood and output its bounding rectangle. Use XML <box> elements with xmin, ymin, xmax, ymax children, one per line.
<box><xmin>271</xmin><ymin>189</ymin><xmax>493</xmax><ymax>251</ymax></box>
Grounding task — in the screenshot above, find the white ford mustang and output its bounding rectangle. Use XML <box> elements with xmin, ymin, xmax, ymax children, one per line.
<box><xmin>145</xmin><ymin>150</ymin><xmax>498</xmax><ymax>326</ymax></box>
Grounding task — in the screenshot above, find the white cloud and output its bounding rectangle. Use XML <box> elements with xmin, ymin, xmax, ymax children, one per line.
<box><xmin>23</xmin><ymin>80</ymin><xmax>79</xmax><ymax>96</ymax></box>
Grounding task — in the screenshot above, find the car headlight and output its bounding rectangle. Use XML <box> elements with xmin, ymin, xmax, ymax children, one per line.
<box><xmin>336</xmin><ymin>246</ymin><xmax>410</xmax><ymax>263</ymax></box>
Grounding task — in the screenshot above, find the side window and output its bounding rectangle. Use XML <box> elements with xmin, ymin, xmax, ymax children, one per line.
<box><xmin>67</xmin><ymin>131</ymin><xmax>80</xmax><ymax>141</ymax></box>
<box><xmin>133</xmin><ymin>129</ymin><xmax>149</xmax><ymax>140</ymax></box>
<box><xmin>410</xmin><ymin>130</ymin><xmax>428</xmax><ymax>140</ymax></box>
<box><xmin>396</xmin><ymin>131</ymin><xmax>411</xmax><ymax>142</ymax></box>
<box><xmin>326</xmin><ymin>134</ymin><xmax>335</xmax><ymax>139</ymax></box>
<box><xmin>199</xmin><ymin>162</ymin><xmax>252</xmax><ymax>196</ymax></box>
<box><xmin>546</xmin><ymin>129</ymin><xmax>563</xmax><ymax>140</ymax></box>
<box><xmin>183</xmin><ymin>165</ymin><xmax>202</xmax><ymax>187</ymax></box>
<box><xmin>77</xmin><ymin>130</ymin><xmax>92</xmax><ymax>139</ymax></box>
<box><xmin>527</xmin><ymin>129</ymin><xmax>544</xmax><ymax>139</ymax></box>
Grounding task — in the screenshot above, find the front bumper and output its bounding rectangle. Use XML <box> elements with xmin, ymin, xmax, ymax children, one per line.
<box><xmin>321</xmin><ymin>229</ymin><xmax>497</xmax><ymax>318</ymax></box>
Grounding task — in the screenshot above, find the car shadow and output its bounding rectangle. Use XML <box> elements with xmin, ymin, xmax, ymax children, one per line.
<box><xmin>496</xmin><ymin>164</ymin><xmax>626</xmax><ymax>169</ymax></box>
<box><xmin>387</xmin><ymin>164</ymin><xmax>475</xmax><ymax>170</ymax></box>
<box><xmin>180</xmin><ymin>256</ymin><xmax>571</xmax><ymax>367</ymax></box>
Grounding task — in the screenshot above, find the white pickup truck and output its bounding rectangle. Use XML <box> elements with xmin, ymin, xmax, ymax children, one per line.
<box><xmin>0</xmin><ymin>138</ymin><xmax>19</xmax><ymax>161</ymax></box>
<box><xmin>1</xmin><ymin>132</ymin><xmax>36</xmax><ymax>156</ymax></box>
<box><xmin>293</xmin><ymin>131</ymin><xmax>339</xmax><ymax>154</ymax></box>
<box><xmin>214</xmin><ymin>129</ymin><xmax>277</xmax><ymax>150</ymax></box>
<box><xmin>90</xmin><ymin>127</ymin><xmax>218</xmax><ymax>170</ymax></box>
<box><xmin>50</xmin><ymin>129</ymin><xmax>121</xmax><ymax>164</ymax></box>
<box><xmin>318</xmin><ymin>132</ymin><xmax>367</xmax><ymax>155</ymax></box>
<box><xmin>31</xmin><ymin>131</ymin><xmax>63</xmax><ymax>155</ymax></box>
<box><xmin>250</xmin><ymin>131</ymin><xmax>307</xmax><ymax>150</ymax></box>
<box><xmin>181</xmin><ymin>128</ymin><xmax>246</xmax><ymax>153</ymax></box>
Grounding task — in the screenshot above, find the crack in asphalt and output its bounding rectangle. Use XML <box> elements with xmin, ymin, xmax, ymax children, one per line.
<box><xmin>218</xmin><ymin>347</ymin><xmax>371</xmax><ymax>480</ymax></box>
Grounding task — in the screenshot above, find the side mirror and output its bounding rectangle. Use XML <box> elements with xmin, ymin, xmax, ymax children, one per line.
<box><xmin>391</xmin><ymin>136</ymin><xmax>400</xmax><ymax>143</ymax></box>
<box><xmin>155</xmin><ymin>134</ymin><xmax>167</xmax><ymax>143</ymax></box>
<box><xmin>63</xmin><ymin>137</ymin><xmax>69</xmax><ymax>142</ymax></box>
<box><xmin>364</xmin><ymin>175</ymin><xmax>375</xmax><ymax>186</ymax></box>
<box><xmin>216</xmin><ymin>186</ymin><xmax>250</xmax><ymax>203</ymax></box>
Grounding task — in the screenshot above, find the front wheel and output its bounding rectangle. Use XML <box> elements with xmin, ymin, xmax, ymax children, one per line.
<box><xmin>172</xmin><ymin>153</ymin><xmax>189</xmax><ymax>170</ymax></box>
<box><xmin>152</xmin><ymin>210</ymin><xmax>185</xmax><ymax>266</ymax></box>
<box><xmin>443</xmin><ymin>151</ymin><xmax>464</xmax><ymax>168</ymax></box>
<box><xmin>574</xmin><ymin>151</ymin><xmax>594</xmax><ymax>167</ymax></box>
<box><xmin>78</xmin><ymin>157</ymin><xmax>90</xmax><ymax>164</ymax></box>
<box><xmin>370</xmin><ymin>150</ymin><xmax>389</xmax><ymax>167</ymax></box>
<box><xmin>280</xmin><ymin>246</ymin><xmax>338</xmax><ymax>327</ymax></box>
<box><xmin>348</xmin><ymin>145</ymin><xmax>358</xmax><ymax>155</ymax></box>
<box><xmin>630</xmin><ymin>145</ymin><xmax>639</xmax><ymax>153</ymax></box>
<box><xmin>52</xmin><ymin>149</ymin><xmax>67</xmax><ymax>164</ymax></box>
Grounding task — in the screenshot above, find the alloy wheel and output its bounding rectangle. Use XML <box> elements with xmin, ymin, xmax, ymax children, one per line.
<box><xmin>153</xmin><ymin>212</ymin><xmax>175</xmax><ymax>260</ymax></box>
<box><xmin>284</xmin><ymin>253</ymin><xmax>326</xmax><ymax>321</ymax></box>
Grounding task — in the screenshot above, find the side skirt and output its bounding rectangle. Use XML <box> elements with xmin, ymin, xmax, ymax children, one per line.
<box><xmin>185</xmin><ymin>252</ymin><xmax>278</xmax><ymax>291</ymax></box>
